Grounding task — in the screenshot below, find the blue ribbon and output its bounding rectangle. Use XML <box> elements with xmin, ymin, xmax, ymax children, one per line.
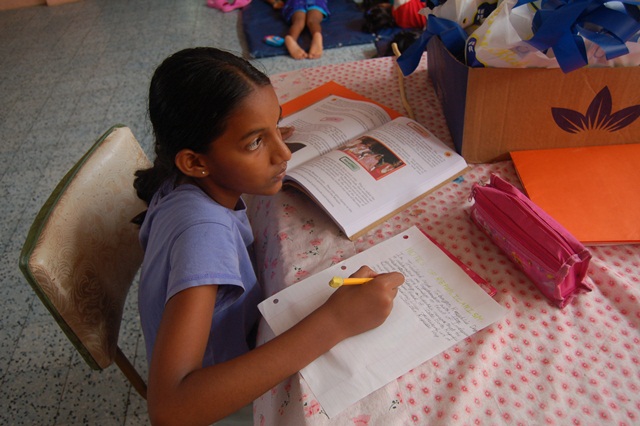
<box><xmin>517</xmin><ymin>0</ymin><xmax>640</xmax><ymax>72</ymax></box>
<box><xmin>399</xmin><ymin>0</ymin><xmax>640</xmax><ymax>74</ymax></box>
<box><xmin>396</xmin><ymin>15</ymin><xmax>467</xmax><ymax>76</ymax></box>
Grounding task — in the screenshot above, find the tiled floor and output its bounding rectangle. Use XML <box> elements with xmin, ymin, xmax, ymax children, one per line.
<box><xmin>0</xmin><ymin>1</ymin><xmax>377</xmax><ymax>424</ymax></box>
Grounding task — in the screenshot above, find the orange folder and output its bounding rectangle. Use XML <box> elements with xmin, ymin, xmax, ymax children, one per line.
<box><xmin>510</xmin><ymin>144</ymin><xmax>640</xmax><ymax>245</ymax></box>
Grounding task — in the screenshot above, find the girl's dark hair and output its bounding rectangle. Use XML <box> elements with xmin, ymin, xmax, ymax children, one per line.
<box><xmin>133</xmin><ymin>47</ymin><xmax>271</xmax><ymax>207</ymax></box>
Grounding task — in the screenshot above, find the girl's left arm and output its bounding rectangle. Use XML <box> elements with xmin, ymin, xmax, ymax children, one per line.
<box><xmin>147</xmin><ymin>267</ymin><xmax>403</xmax><ymax>426</ymax></box>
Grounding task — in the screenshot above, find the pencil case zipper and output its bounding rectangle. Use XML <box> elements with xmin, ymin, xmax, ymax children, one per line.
<box><xmin>482</xmin><ymin>175</ymin><xmax>583</xmax><ymax>260</ymax></box>
<box><xmin>471</xmin><ymin>204</ymin><xmax>576</xmax><ymax>303</ymax></box>
<box><xmin>471</xmin><ymin>187</ymin><xmax>573</xmax><ymax>273</ymax></box>
<box><xmin>471</xmin><ymin>175</ymin><xmax>593</xmax><ymax>306</ymax></box>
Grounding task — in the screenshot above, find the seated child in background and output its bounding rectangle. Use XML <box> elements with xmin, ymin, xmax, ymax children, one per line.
<box><xmin>362</xmin><ymin>0</ymin><xmax>426</xmax><ymax>33</ymax></box>
<box><xmin>393</xmin><ymin>0</ymin><xmax>427</xmax><ymax>29</ymax></box>
<box><xmin>133</xmin><ymin>46</ymin><xmax>405</xmax><ymax>425</ymax></box>
<box><xmin>362</xmin><ymin>0</ymin><xmax>394</xmax><ymax>33</ymax></box>
<box><xmin>361</xmin><ymin>0</ymin><xmax>421</xmax><ymax>58</ymax></box>
<box><xmin>380</xmin><ymin>30</ymin><xmax>420</xmax><ymax>57</ymax></box>
<box><xmin>282</xmin><ymin>0</ymin><xmax>329</xmax><ymax>59</ymax></box>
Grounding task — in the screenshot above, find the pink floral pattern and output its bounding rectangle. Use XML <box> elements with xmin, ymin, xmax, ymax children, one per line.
<box><xmin>249</xmin><ymin>56</ymin><xmax>640</xmax><ymax>425</ymax></box>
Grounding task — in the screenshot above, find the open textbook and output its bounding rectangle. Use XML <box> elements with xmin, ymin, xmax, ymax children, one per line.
<box><xmin>258</xmin><ymin>226</ymin><xmax>506</xmax><ymax>418</ymax></box>
<box><xmin>280</xmin><ymin>82</ymin><xmax>469</xmax><ymax>240</ymax></box>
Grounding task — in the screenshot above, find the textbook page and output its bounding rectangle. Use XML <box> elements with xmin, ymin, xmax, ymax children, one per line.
<box><xmin>281</xmin><ymin>95</ymin><xmax>392</xmax><ymax>170</ymax></box>
<box><xmin>258</xmin><ymin>226</ymin><xmax>507</xmax><ymax>418</ymax></box>
<box><xmin>284</xmin><ymin>116</ymin><xmax>468</xmax><ymax>239</ymax></box>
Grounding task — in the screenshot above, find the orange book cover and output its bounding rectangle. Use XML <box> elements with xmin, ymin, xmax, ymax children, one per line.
<box><xmin>281</xmin><ymin>81</ymin><xmax>402</xmax><ymax>119</ymax></box>
<box><xmin>510</xmin><ymin>144</ymin><xmax>640</xmax><ymax>245</ymax></box>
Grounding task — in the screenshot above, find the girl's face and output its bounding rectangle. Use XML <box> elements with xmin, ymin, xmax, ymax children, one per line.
<box><xmin>197</xmin><ymin>85</ymin><xmax>292</xmax><ymax>209</ymax></box>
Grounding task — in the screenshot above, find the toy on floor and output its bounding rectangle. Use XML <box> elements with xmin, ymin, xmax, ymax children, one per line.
<box><xmin>263</xmin><ymin>35</ymin><xmax>285</xmax><ymax>47</ymax></box>
<box><xmin>207</xmin><ymin>0</ymin><xmax>251</xmax><ymax>12</ymax></box>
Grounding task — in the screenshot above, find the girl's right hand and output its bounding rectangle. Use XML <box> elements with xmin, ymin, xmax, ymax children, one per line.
<box><xmin>323</xmin><ymin>265</ymin><xmax>404</xmax><ymax>339</ymax></box>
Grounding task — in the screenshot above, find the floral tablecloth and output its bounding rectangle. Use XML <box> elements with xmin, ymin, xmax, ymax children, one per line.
<box><xmin>248</xmin><ymin>56</ymin><xmax>640</xmax><ymax>426</ymax></box>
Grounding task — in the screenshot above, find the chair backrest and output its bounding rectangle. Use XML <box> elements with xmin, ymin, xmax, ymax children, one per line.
<box><xmin>19</xmin><ymin>125</ymin><xmax>151</xmax><ymax>395</ymax></box>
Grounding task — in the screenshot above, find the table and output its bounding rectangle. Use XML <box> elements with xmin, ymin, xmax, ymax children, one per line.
<box><xmin>248</xmin><ymin>55</ymin><xmax>640</xmax><ymax>425</ymax></box>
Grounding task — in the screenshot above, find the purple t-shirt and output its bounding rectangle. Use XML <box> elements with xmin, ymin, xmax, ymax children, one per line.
<box><xmin>138</xmin><ymin>180</ymin><xmax>262</xmax><ymax>366</ymax></box>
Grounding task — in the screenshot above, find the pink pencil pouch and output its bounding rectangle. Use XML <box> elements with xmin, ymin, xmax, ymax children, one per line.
<box><xmin>470</xmin><ymin>174</ymin><xmax>592</xmax><ymax>308</ymax></box>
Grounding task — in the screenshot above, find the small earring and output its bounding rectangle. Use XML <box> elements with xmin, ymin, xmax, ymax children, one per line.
<box><xmin>201</xmin><ymin>170</ymin><xmax>206</xmax><ymax>175</ymax></box>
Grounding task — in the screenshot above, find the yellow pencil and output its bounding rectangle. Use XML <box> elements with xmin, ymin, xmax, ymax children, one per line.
<box><xmin>328</xmin><ymin>276</ymin><xmax>373</xmax><ymax>288</ymax></box>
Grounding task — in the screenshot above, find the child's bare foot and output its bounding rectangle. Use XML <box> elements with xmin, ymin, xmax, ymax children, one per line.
<box><xmin>308</xmin><ymin>32</ymin><xmax>323</xmax><ymax>59</ymax></box>
<box><xmin>285</xmin><ymin>35</ymin><xmax>308</xmax><ymax>60</ymax></box>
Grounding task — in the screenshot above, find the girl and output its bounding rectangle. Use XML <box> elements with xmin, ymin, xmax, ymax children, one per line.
<box><xmin>133</xmin><ymin>47</ymin><xmax>405</xmax><ymax>425</ymax></box>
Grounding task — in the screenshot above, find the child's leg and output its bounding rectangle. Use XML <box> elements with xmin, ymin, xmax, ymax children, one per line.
<box><xmin>285</xmin><ymin>11</ymin><xmax>308</xmax><ymax>60</ymax></box>
<box><xmin>267</xmin><ymin>0</ymin><xmax>284</xmax><ymax>9</ymax></box>
<box><xmin>306</xmin><ymin>9</ymin><xmax>324</xmax><ymax>59</ymax></box>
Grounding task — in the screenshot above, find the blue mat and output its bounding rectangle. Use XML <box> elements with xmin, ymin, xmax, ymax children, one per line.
<box><xmin>241</xmin><ymin>0</ymin><xmax>377</xmax><ymax>58</ymax></box>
